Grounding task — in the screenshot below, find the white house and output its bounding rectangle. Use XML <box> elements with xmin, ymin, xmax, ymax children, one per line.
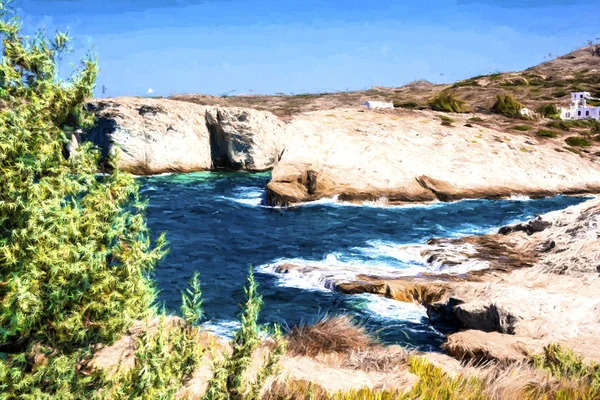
<box><xmin>560</xmin><ymin>92</ymin><xmax>600</xmax><ymax>120</ymax></box>
<box><xmin>364</xmin><ymin>100</ymin><xmax>394</xmax><ymax>110</ymax></box>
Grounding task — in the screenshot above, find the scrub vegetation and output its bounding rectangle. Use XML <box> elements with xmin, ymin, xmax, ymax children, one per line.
<box><xmin>1</xmin><ymin>3</ymin><xmax>599</xmax><ymax>399</ymax></box>
<box><xmin>492</xmin><ymin>93</ymin><xmax>525</xmax><ymax>118</ymax></box>
<box><xmin>427</xmin><ymin>90</ymin><xmax>469</xmax><ymax>113</ymax></box>
<box><xmin>0</xmin><ymin>5</ymin><xmax>282</xmax><ymax>399</ymax></box>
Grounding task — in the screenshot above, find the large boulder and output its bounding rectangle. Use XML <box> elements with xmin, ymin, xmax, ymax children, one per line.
<box><xmin>81</xmin><ymin>97</ymin><xmax>287</xmax><ymax>175</ymax></box>
<box><xmin>84</xmin><ymin>98</ymin><xmax>212</xmax><ymax>175</ymax></box>
<box><xmin>205</xmin><ymin>107</ymin><xmax>286</xmax><ymax>171</ymax></box>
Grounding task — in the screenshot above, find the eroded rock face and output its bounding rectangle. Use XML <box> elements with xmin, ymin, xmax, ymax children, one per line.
<box><xmin>266</xmin><ymin>108</ymin><xmax>600</xmax><ymax>206</ymax></box>
<box><xmin>81</xmin><ymin>98</ymin><xmax>287</xmax><ymax>174</ymax></box>
<box><xmin>84</xmin><ymin>98</ymin><xmax>212</xmax><ymax>175</ymax></box>
<box><xmin>205</xmin><ymin>107</ymin><xmax>286</xmax><ymax>171</ymax></box>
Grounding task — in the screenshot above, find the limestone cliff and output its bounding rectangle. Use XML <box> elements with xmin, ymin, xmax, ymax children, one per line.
<box><xmin>266</xmin><ymin>108</ymin><xmax>600</xmax><ymax>206</ymax></box>
<box><xmin>81</xmin><ymin>98</ymin><xmax>285</xmax><ymax>175</ymax></box>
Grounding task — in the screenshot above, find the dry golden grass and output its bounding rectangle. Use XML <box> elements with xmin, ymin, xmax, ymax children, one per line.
<box><xmin>390</xmin><ymin>283</ymin><xmax>448</xmax><ymax>304</ymax></box>
<box><xmin>262</xmin><ymin>379</ymin><xmax>330</xmax><ymax>400</ymax></box>
<box><xmin>340</xmin><ymin>346</ymin><xmax>410</xmax><ymax>372</ymax></box>
<box><xmin>286</xmin><ymin>316</ymin><xmax>376</xmax><ymax>357</ymax></box>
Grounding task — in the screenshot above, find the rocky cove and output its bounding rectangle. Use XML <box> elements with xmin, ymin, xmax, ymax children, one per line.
<box><xmin>73</xmin><ymin>95</ymin><xmax>600</xmax><ymax>383</ymax></box>
<box><xmin>76</xmin><ymin>96</ymin><xmax>600</xmax><ymax>205</ymax></box>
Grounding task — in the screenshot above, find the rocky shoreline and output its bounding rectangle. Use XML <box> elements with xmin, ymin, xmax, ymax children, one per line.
<box><xmin>266</xmin><ymin>196</ymin><xmax>600</xmax><ymax>365</ymax></box>
<box><xmin>76</xmin><ymin>97</ymin><xmax>600</xmax><ymax>206</ymax></box>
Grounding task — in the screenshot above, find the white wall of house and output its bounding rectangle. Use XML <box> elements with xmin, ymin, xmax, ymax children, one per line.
<box><xmin>561</xmin><ymin>106</ymin><xmax>600</xmax><ymax>120</ymax></box>
<box><xmin>560</xmin><ymin>92</ymin><xmax>600</xmax><ymax>120</ymax></box>
<box><xmin>364</xmin><ymin>101</ymin><xmax>394</xmax><ymax>110</ymax></box>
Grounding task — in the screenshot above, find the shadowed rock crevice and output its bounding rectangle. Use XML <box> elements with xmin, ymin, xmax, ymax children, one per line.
<box><xmin>205</xmin><ymin>110</ymin><xmax>234</xmax><ymax>170</ymax></box>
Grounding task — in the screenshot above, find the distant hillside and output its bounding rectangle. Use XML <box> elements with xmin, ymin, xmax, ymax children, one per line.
<box><xmin>170</xmin><ymin>44</ymin><xmax>600</xmax><ymax>119</ymax></box>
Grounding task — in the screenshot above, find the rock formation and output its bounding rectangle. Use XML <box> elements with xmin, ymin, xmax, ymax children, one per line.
<box><xmin>264</xmin><ymin>196</ymin><xmax>600</xmax><ymax>364</ymax></box>
<box><xmin>204</xmin><ymin>107</ymin><xmax>286</xmax><ymax>171</ymax></box>
<box><xmin>81</xmin><ymin>98</ymin><xmax>286</xmax><ymax>175</ymax></box>
<box><xmin>266</xmin><ymin>108</ymin><xmax>600</xmax><ymax>206</ymax></box>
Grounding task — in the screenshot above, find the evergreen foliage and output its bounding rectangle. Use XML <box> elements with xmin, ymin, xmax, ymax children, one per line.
<box><xmin>536</xmin><ymin>103</ymin><xmax>560</xmax><ymax>118</ymax></box>
<box><xmin>204</xmin><ymin>268</ymin><xmax>287</xmax><ymax>400</ymax></box>
<box><xmin>181</xmin><ymin>272</ymin><xmax>204</xmax><ymax>326</ymax></box>
<box><xmin>0</xmin><ymin>3</ymin><xmax>171</xmax><ymax>397</ymax></box>
<box><xmin>104</xmin><ymin>316</ymin><xmax>205</xmax><ymax>400</ymax></box>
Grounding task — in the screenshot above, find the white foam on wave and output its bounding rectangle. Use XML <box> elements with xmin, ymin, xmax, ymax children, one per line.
<box><xmin>220</xmin><ymin>186</ymin><xmax>265</xmax><ymax>207</ymax></box>
<box><xmin>202</xmin><ymin>320</ymin><xmax>241</xmax><ymax>340</ymax></box>
<box><xmin>347</xmin><ymin>294</ymin><xmax>427</xmax><ymax>324</ymax></box>
<box><xmin>259</xmin><ymin>241</ymin><xmax>489</xmax><ymax>295</ymax></box>
<box><xmin>258</xmin><ymin>252</ymin><xmax>398</xmax><ymax>292</ymax></box>
<box><xmin>358</xmin><ymin>239</ymin><xmax>489</xmax><ymax>275</ymax></box>
<box><xmin>140</xmin><ymin>185</ymin><xmax>158</xmax><ymax>193</ymax></box>
<box><xmin>509</xmin><ymin>194</ymin><xmax>531</xmax><ymax>201</ymax></box>
<box><xmin>292</xmin><ymin>195</ymin><xmax>445</xmax><ymax>210</ymax></box>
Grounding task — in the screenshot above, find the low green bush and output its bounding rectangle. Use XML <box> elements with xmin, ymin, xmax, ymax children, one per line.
<box><xmin>427</xmin><ymin>90</ymin><xmax>469</xmax><ymax>113</ymax></box>
<box><xmin>393</xmin><ymin>101</ymin><xmax>418</xmax><ymax>109</ymax></box>
<box><xmin>553</xmin><ymin>90</ymin><xmax>568</xmax><ymax>98</ymax></box>
<box><xmin>492</xmin><ymin>93</ymin><xmax>524</xmax><ymax>118</ymax></box>
<box><xmin>439</xmin><ymin>115</ymin><xmax>455</xmax><ymax>126</ymax></box>
<box><xmin>565</xmin><ymin>136</ymin><xmax>592</xmax><ymax>147</ymax></box>
<box><xmin>536</xmin><ymin>103</ymin><xmax>559</xmax><ymax>118</ymax></box>
<box><xmin>536</xmin><ymin>129</ymin><xmax>561</xmax><ymax>138</ymax></box>
<box><xmin>204</xmin><ymin>268</ymin><xmax>287</xmax><ymax>400</ymax></box>
<box><xmin>512</xmin><ymin>125</ymin><xmax>533</xmax><ymax>131</ymax></box>
<box><xmin>468</xmin><ymin>116</ymin><xmax>484</xmax><ymax>123</ymax></box>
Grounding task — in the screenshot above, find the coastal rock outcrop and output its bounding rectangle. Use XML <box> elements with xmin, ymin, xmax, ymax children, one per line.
<box><xmin>266</xmin><ymin>108</ymin><xmax>600</xmax><ymax>206</ymax></box>
<box><xmin>84</xmin><ymin>98</ymin><xmax>212</xmax><ymax>175</ymax></box>
<box><xmin>264</xmin><ymin>197</ymin><xmax>600</xmax><ymax>364</ymax></box>
<box><xmin>81</xmin><ymin>98</ymin><xmax>286</xmax><ymax>174</ymax></box>
<box><xmin>204</xmin><ymin>107</ymin><xmax>286</xmax><ymax>171</ymax></box>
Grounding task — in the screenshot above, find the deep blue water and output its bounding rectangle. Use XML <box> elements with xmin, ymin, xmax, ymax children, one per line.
<box><xmin>140</xmin><ymin>171</ymin><xmax>587</xmax><ymax>351</ymax></box>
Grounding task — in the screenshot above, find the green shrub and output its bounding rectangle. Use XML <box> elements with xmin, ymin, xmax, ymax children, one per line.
<box><xmin>491</xmin><ymin>93</ymin><xmax>524</xmax><ymax>118</ymax></box>
<box><xmin>393</xmin><ymin>101</ymin><xmax>418</xmax><ymax>109</ymax></box>
<box><xmin>546</xmin><ymin>120</ymin><xmax>591</xmax><ymax>131</ymax></box>
<box><xmin>536</xmin><ymin>103</ymin><xmax>559</xmax><ymax>118</ymax></box>
<box><xmin>204</xmin><ymin>268</ymin><xmax>287</xmax><ymax>400</ymax></box>
<box><xmin>0</xmin><ymin>5</ymin><xmax>166</xmax><ymax>353</ymax></box>
<box><xmin>588</xmin><ymin>99</ymin><xmax>600</xmax><ymax>107</ymax></box>
<box><xmin>565</xmin><ymin>136</ymin><xmax>592</xmax><ymax>147</ymax></box>
<box><xmin>536</xmin><ymin>129</ymin><xmax>561</xmax><ymax>138</ymax></box>
<box><xmin>427</xmin><ymin>90</ymin><xmax>469</xmax><ymax>113</ymax></box>
<box><xmin>105</xmin><ymin>316</ymin><xmax>205</xmax><ymax>400</ymax></box>
<box><xmin>532</xmin><ymin>344</ymin><xmax>600</xmax><ymax>388</ymax></box>
<box><xmin>553</xmin><ymin>90</ymin><xmax>568</xmax><ymax>98</ymax></box>
<box><xmin>512</xmin><ymin>125</ymin><xmax>533</xmax><ymax>131</ymax></box>
<box><xmin>439</xmin><ymin>115</ymin><xmax>455</xmax><ymax>126</ymax></box>
<box><xmin>0</xmin><ymin>6</ymin><xmax>215</xmax><ymax>399</ymax></box>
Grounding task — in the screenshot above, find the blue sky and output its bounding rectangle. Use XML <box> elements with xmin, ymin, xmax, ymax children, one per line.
<box><xmin>12</xmin><ymin>0</ymin><xmax>600</xmax><ymax>97</ymax></box>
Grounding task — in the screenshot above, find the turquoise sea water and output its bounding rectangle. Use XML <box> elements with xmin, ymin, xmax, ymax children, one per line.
<box><xmin>140</xmin><ymin>171</ymin><xmax>587</xmax><ymax>351</ymax></box>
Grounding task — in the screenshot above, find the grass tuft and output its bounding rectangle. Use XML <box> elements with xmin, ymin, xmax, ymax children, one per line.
<box><xmin>512</xmin><ymin>125</ymin><xmax>533</xmax><ymax>131</ymax></box>
<box><xmin>428</xmin><ymin>90</ymin><xmax>469</xmax><ymax>113</ymax></box>
<box><xmin>468</xmin><ymin>116</ymin><xmax>484</xmax><ymax>123</ymax></box>
<box><xmin>393</xmin><ymin>101</ymin><xmax>418</xmax><ymax>109</ymax></box>
<box><xmin>536</xmin><ymin>103</ymin><xmax>560</xmax><ymax>118</ymax></box>
<box><xmin>439</xmin><ymin>115</ymin><xmax>456</xmax><ymax>126</ymax></box>
<box><xmin>492</xmin><ymin>93</ymin><xmax>524</xmax><ymax>118</ymax></box>
<box><xmin>286</xmin><ymin>316</ymin><xmax>375</xmax><ymax>358</ymax></box>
